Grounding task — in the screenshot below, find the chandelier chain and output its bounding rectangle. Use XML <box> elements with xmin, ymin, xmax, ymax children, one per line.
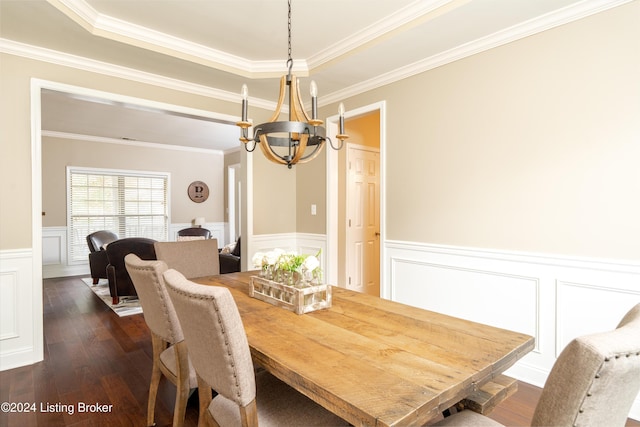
<box><xmin>287</xmin><ymin>0</ymin><xmax>293</xmax><ymax>72</ymax></box>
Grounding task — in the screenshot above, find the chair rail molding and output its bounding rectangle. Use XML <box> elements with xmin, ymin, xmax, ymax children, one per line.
<box><xmin>384</xmin><ymin>239</ymin><xmax>640</xmax><ymax>420</ymax></box>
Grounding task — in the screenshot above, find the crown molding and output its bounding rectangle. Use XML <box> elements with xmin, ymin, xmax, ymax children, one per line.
<box><xmin>41</xmin><ymin>130</ymin><xmax>226</xmax><ymax>155</ymax></box>
<box><xmin>46</xmin><ymin>0</ymin><xmax>308</xmax><ymax>77</ymax></box>
<box><xmin>319</xmin><ymin>0</ymin><xmax>634</xmax><ymax>106</ymax></box>
<box><xmin>0</xmin><ymin>38</ymin><xmax>277</xmax><ymax>112</ymax></box>
<box><xmin>307</xmin><ymin>0</ymin><xmax>458</xmax><ymax>71</ymax></box>
<box><xmin>3</xmin><ymin>0</ymin><xmax>632</xmax><ymax>110</ymax></box>
<box><xmin>47</xmin><ymin>0</ymin><xmax>459</xmax><ymax>78</ymax></box>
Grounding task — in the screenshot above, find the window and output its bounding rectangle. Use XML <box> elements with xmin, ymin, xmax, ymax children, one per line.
<box><xmin>67</xmin><ymin>167</ymin><xmax>169</xmax><ymax>263</ymax></box>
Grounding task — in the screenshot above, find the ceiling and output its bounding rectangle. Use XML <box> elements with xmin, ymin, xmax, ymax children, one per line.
<box><xmin>1</xmin><ymin>0</ymin><xmax>627</xmax><ymax>152</ymax></box>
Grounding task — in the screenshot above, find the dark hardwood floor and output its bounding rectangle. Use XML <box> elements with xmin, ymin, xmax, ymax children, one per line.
<box><xmin>1</xmin><ymin>276</ymin><xmax>638</xmax><ymax>426</ymax></box>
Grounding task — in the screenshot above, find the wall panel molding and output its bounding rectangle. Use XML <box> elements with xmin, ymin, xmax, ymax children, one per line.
<box><xmin>385</xmin><ymin>240</ymin><xmax>640</xmax><ymax>420</ymax></box>
<box><xmin>0</xmin><ymin>249</ymin><xmax>40</xmax><ymax>371</ymax></box>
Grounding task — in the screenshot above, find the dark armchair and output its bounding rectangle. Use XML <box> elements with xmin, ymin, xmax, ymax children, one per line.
<box><xmin>106</xmin><ymin>237</ymin><xmax>157</xmax><ymax>305</ymax></box>
<box><xmin>219</xmin><ymin>236</ymin><xmax>241</xmax><ymax>274</ymax></box>
<box><xmin>86</xmin><ymin>230</ymin><xmax>118</xmax><ymax>284</ymax></box>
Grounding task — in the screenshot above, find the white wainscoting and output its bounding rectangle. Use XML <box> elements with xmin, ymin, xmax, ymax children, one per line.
<box><xmin>42</xmin><ymin>223</ymin><xmax>228</xmax><ymax>279</ymax></box>
<box><xmin>169</xmin><ymin>222</ymin><xmax>227</xmax><ymax>246</ymax></box>
<box><xmin>42</xmin><ymin>227</ymin><xmax>89</xmax><ymax>279</ymax></box>
<box><xmin>385</xmin><ymin>240</ymin><xmax>640</xmax><ymax>420</ymax></box>
<box><xmin>250</xmin><ymin>233</ymin><xmax>327</xmax><ymax>271</ymax></box>
<box><xmin>0</xmin><ymin>249</ymin><xmax>42</xmax><ymax>371</ymax></box>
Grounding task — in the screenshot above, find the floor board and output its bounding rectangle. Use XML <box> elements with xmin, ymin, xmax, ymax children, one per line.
<box><xmin>0</xmin><ymin>276</ymin><xmax>638</xmax><ymax>426</ymax></box>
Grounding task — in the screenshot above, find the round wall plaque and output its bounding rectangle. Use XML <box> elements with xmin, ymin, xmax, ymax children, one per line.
<box><xmin>187</xmin><ymin>181</ymin><xmax>209</xmax><ymax>203</ymax></box>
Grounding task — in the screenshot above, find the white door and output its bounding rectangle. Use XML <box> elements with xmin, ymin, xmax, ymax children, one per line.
<box><xmin>345</xmin><ymin>145</ymin><xmax>380</xmax><ymax>296</ymax></box>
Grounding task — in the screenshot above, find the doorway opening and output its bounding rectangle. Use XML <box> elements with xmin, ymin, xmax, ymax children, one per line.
<box><xmin>327</xmin><ymin>101</ymin><xmax>386</xmax><ymax>297</ymax></box>
<box><xmin>31</xmin><ymin>79</ymin><xmax>247</xmax><ymax>364</ymax></box>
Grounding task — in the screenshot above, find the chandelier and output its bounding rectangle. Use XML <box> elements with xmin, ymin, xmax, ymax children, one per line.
<box><xmin>236</xmin><ymin>0</ymin><xmax>348</xmax><ymax>169</ymax></box>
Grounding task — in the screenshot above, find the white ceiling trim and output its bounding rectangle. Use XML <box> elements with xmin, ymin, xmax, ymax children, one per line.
<box><xmin>42</xmin><ymin>130</ymin><xmax>227</xmax><ymax>154</ymax></box>
<box><xmin>2</xmin><ymin>0</ymin><xmax>632</xmax><ymax>110</ymax></box>
<box><xmin>46</xmin><ymin>0</ymin><xmax>273</xmax><ymax>78</ymax></box>
<box><xmin>319</xmin><ymin>0</ymin><xmax>634</xmax><ymax>106</ymax></box>
<box><xmin>0</xmin><ymin>38</ymin><xmax>275</xmax><ymax>112</ymax></box>
<box><xmin>47</xmin><ymin>0</ymin><xmax>465</xmax><ymax>78</ymax></box>
<box><xmin>306</xmin><ymin>0</ymin><xmax>461</xmax><ymax>71</ymax></box>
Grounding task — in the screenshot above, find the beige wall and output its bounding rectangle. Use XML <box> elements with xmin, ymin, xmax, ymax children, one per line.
<box><xmin>318</xmin><ymin>0</ymin><xmax>640</xmax><ymax>261</ymax></box>
<box><xmin>2</xmin><ymin>0</ymin><xmax>639</xmax><ymax>263</ymax></box>
<box><xmin>252</xmin><ymin>152</ymin><xmax>297</xmax><ymax>235</ymax></box>
<box><xmin>41</xmin><ymin>136</ymin><xmax>224</xmax><ymax>227</ymax></box>
<box><xmin>0</xmin><ymin>53</ymin><xmax>275</xmax><ymax>249</ymax></box>
<box><xmin>295</xmin><ymin>147</ymin><xmax>327</xmax><ymax>235</ymax></box>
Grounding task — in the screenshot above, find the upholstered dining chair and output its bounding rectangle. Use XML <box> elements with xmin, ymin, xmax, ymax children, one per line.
<box><xmin>162</xmin><ymin>269</ymin><xmax>350</xmax><ymax>427</ymax></box>
<box><xmin>433</xmin><ymin>303</ymin><xmax>640</xmax><ymax>427</ymax></box>
<box><xmin>124</xmin><ymin>254</ymin><xmax>197</xmax><ymax>427</ymax></box>
<box><xmin>176</xmin><ymin>227</ymin><xmax>211</xmax><ymax>240</ymax></box>
<box><xmin>154</xmin><ymin>239</ymin><xmax>220</xmax><ymax>279</ymax></box>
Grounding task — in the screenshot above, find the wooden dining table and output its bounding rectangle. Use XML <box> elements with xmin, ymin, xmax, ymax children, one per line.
<box><xmin>194</xmin><ymin>271</ymin><xmax>534</xmax><ymax>427</ymax></box>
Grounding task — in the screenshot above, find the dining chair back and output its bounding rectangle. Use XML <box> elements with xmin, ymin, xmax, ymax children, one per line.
<box><xmin>163</xmin><ymin>269</ymin><xmax>349</xmax><ymax>427</ymax></box>
<box><xmin>154</xmin><ymin>239</ymin><xmax>220</xmax><ymax>279</ymax></box>
<box><xmin>125</xmin><ymin>254</ymin><xmax>197</xmax><ymax>427</ymax></box>
<box><xmin>531</xmin><ymin>303</ymin><xmax>640</xmax><ymax>427</ymax></box>
<box><xmin>177</xmin><ymin>227</ymin><xmax>211</xmax><ymax>240</ymax></box>
<box><xmin>433</xmin><ymin>303</ymin><xmax>640</xmax><ymax>427</ymax></box>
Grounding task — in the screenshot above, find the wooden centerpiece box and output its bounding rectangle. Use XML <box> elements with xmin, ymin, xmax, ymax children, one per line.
<box><xmin>249</xmin><ymin>276</ymin><xmax>332</xmax><ymax>315</ymax></box>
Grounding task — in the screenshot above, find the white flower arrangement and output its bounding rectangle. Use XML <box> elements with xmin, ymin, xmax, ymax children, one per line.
<box><xmin>252</xmin><ymin>248</ymin><xmax>322</xmax><ymax>285</ymax></box>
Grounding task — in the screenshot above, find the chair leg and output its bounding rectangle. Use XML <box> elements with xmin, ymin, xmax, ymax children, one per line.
<box><xmin>112</xmin><ymin>296</ymin><xmax>119</xmax><ymax>305</ymax></box>
<box><xmin>93</xmin><ymin>277</ymin><xmax>99</xmax><ymax>285</ymax></box>
<box><xmin>148</xmin><ymin>334</ymin><xmax>166</xmax><ymax>427</ymax></box>
<box><xmin>173</xmin><ymin>341</ymin><xmax>191</xmax><ymax>427</ymax></box>
<box><xmin>173</xmin><ymin>381</ymin><xmax>189</xmax><ymax>427</ymax></box>
<box><xmin>197</xmin><ymin>375</ymin><xmax>214</xmax><ymax>427</ymax></box>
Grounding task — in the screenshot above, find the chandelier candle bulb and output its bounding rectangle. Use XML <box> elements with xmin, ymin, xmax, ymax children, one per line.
<box><xmin>241</xmin><ymin>84</ymin><xmax>248</xmax><ymax>122</ymax></box>
<box><xmin>236</xmin><ymin>84</ymin><xmax>252</xmax><ymax>143</ymax></box>
<box><xmin>310</xmin><ymin>80</ymin><xmax>318</xmax><ymax>121</ymax></box>
<box><xmin>338</xmin><ymin>102</ymin><xmax>345</xmax><ymax>135</ymax></box>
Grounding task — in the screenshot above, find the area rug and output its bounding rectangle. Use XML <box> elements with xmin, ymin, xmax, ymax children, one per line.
<box><xmin>81</xmin><ymin>278</ymin><xmax>143</xmax><ymax>317</ymax></box>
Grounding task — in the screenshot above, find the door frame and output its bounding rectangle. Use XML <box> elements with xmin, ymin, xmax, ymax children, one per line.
<box><xmin>326</xmin><ymin>101</ymin><xmax>387</xmax><ymax>297</ymax></box>
<box><xmin>30</xmin><ymin>79</ymin><xmax>247</xmax><ymax>365</ymax></box>
<box><xmin>227</xmin><ymin>162</ymin><xmax>241</xmax><ymax>242</ymax></box>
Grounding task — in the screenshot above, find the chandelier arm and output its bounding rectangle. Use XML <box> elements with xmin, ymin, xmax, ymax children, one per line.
<box><xmin>244</xmin><ymin>139</ymin><xmax>258</xmax><ymax>152</ymax></box>
<box><xmin>326</xmin><ymin>136</ymin><xmax>345</xmax><ymax>151</ymax></box>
